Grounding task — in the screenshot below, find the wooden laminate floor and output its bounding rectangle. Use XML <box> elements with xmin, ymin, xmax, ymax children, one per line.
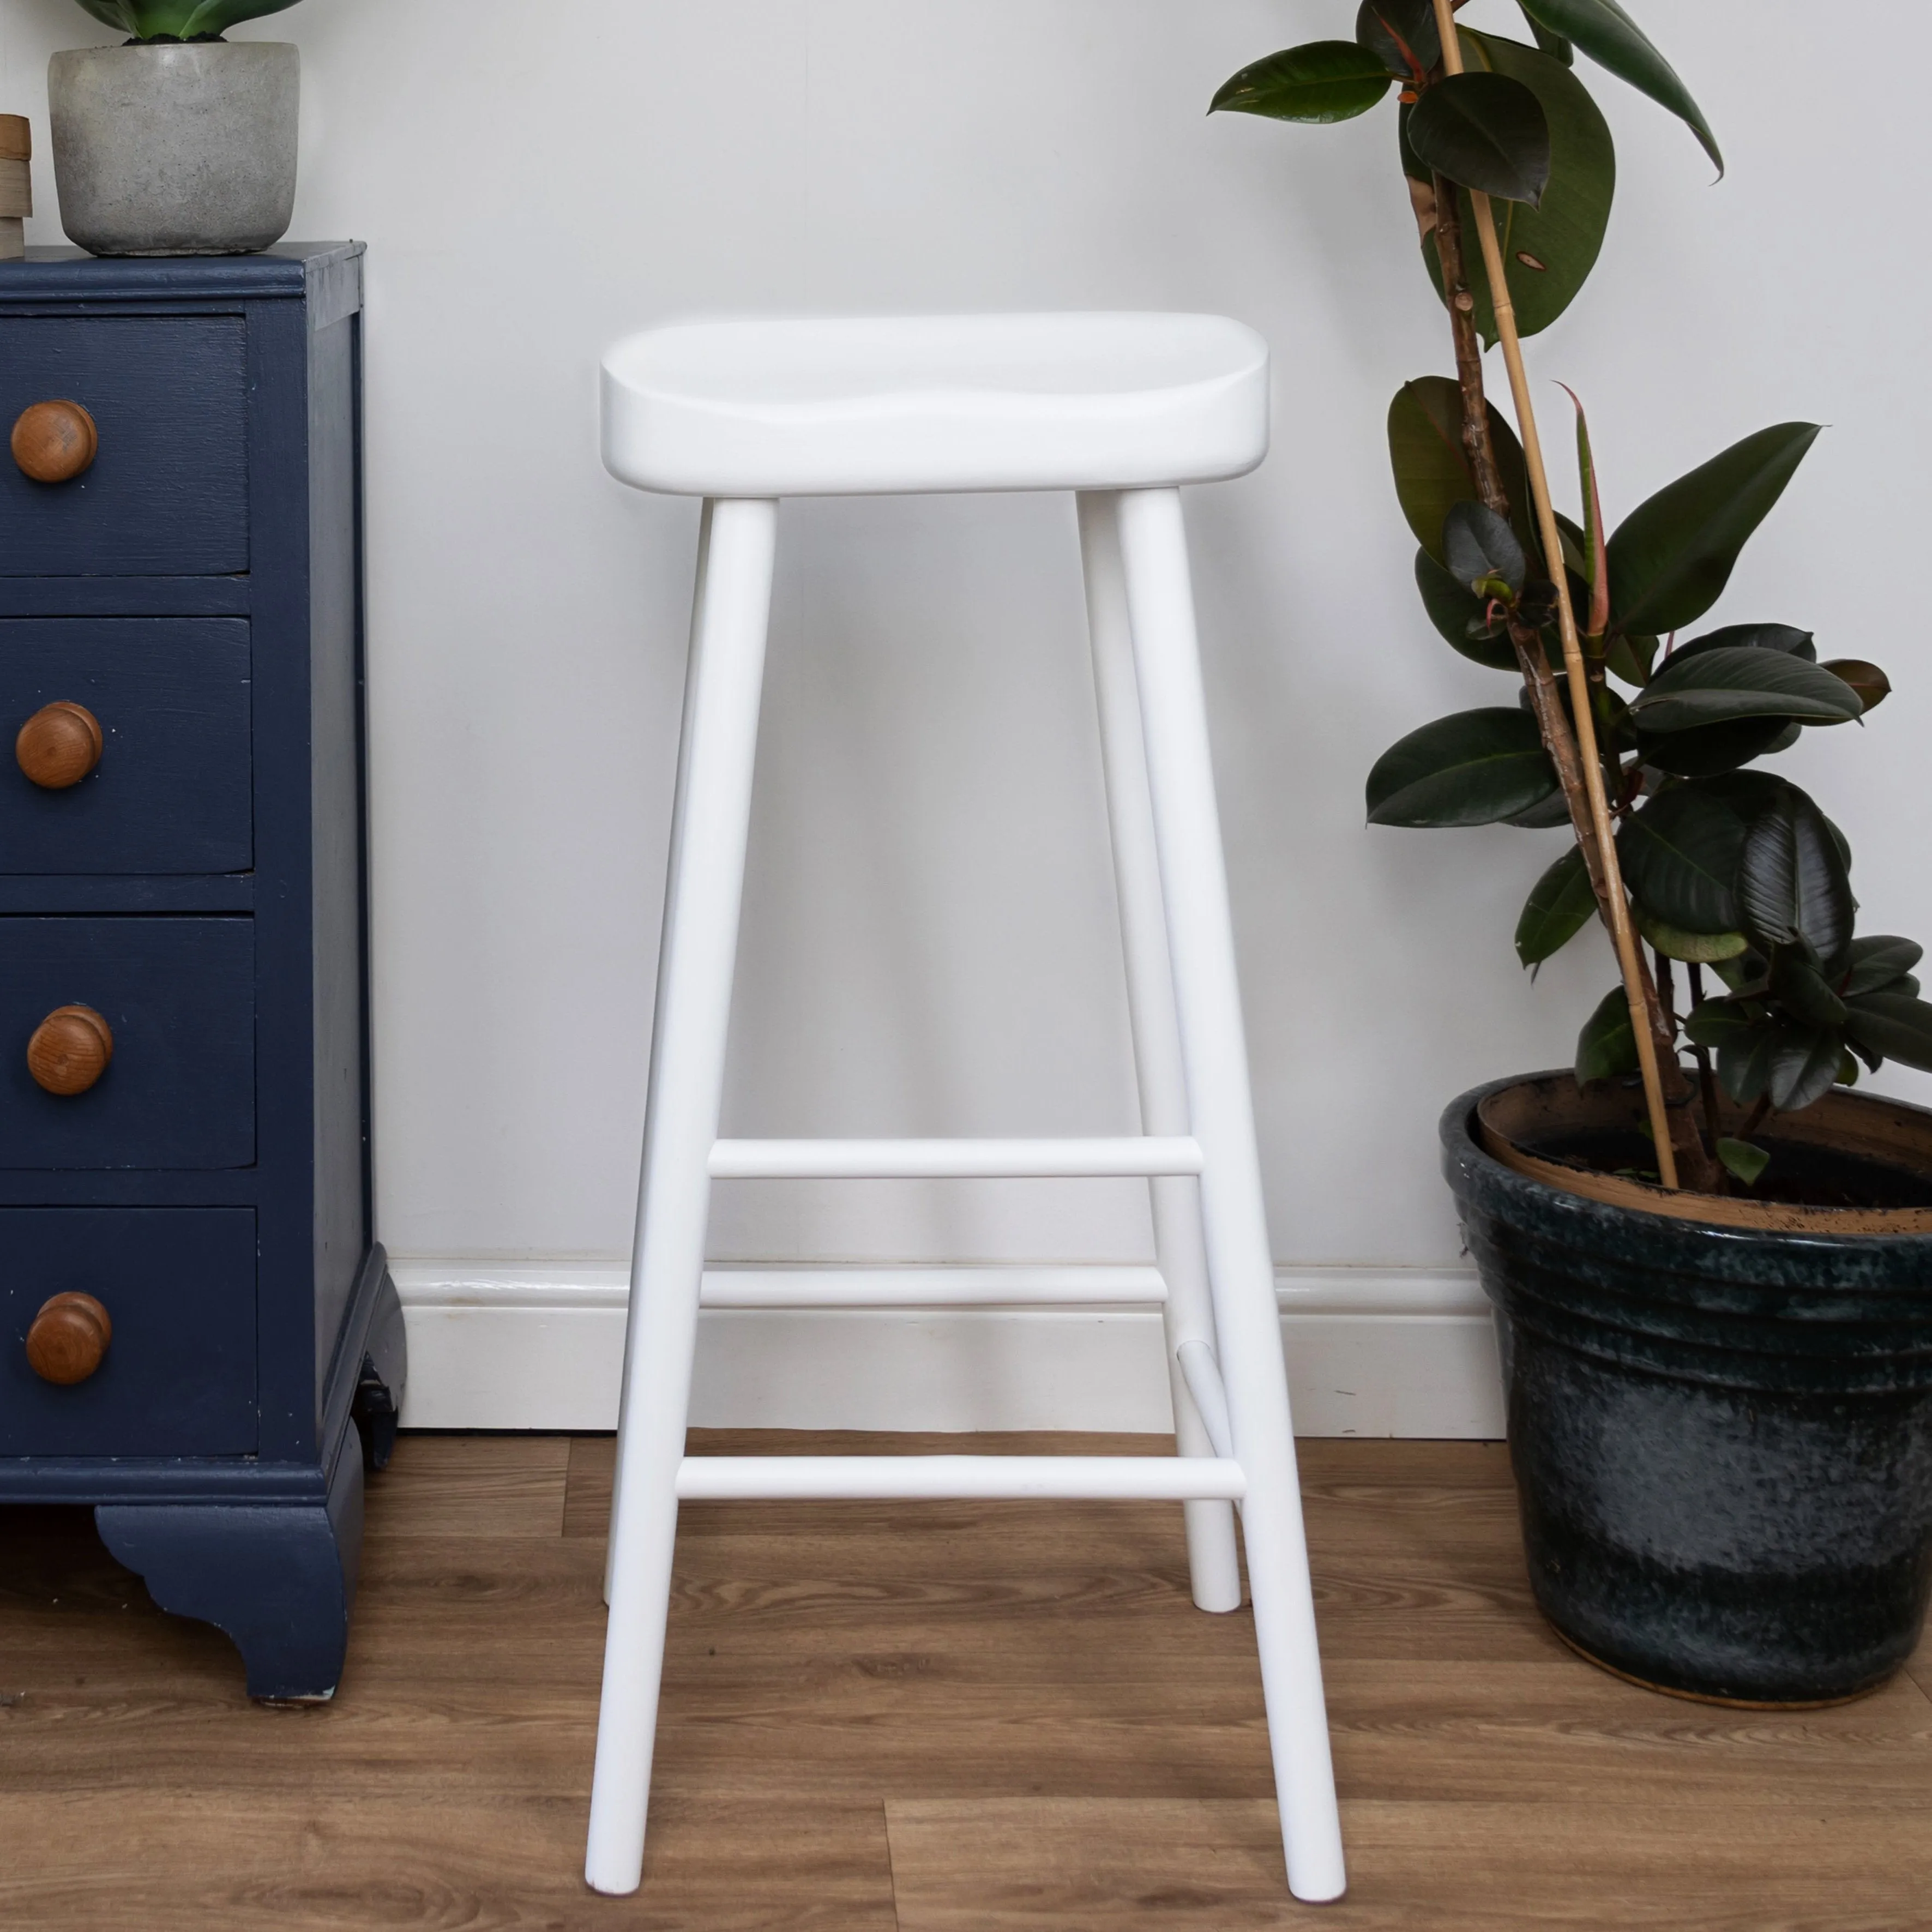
<box><xmin>2</xmin><ymin>1431</ymin><xmax>1929</xmax><ymax>1929</ymax></box>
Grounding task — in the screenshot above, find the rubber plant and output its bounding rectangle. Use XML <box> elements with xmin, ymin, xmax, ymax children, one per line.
<box><xmin>1213</xmin><ymin>0</ymin><xmax>1932</xmax><ymax>1195</ymax></box>
<box><xmin>70</xmin><ymin>0</ymin><xmax>302</xmax><ymax>41</ymax></box>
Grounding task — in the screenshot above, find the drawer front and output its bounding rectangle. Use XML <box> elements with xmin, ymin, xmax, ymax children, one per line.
<box><xmin>0</xmin><ymin>316</ymin><xmax>248</xmax><ymax>577</ymax></box>
<box><xmin>0</xmin><ymin>918</ymin><xmax>253</xmax><ymax>1169</ymax></box>
<box><xmin>1</xmin><ymin>618</ymin><xmax>251</xmax><ymax>874</ymax></box>
<box><xmin>0</xmin><ymin>1208</ymin><xmax>255</xmax><ymax>1457</ymax></box>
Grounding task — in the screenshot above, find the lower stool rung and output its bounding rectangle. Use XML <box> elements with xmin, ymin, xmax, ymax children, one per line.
<box><xmin>708</xmin><ymin>1135</ymin><xmax>1204</xmax><ymax>1179</ymax></box>
<box><xmin>700</xmin><ymin>1265</ymin><xmax>1168</xmax><ymax>1308</ymax></box>
<box><xmin>676</xmin><ymin>1454</ymin><xmax>1246</xmax><ymax>1502</ymax></box>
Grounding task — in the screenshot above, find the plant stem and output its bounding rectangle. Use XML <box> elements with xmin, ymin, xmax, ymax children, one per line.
<box><xmin>1430</xmin><ymin>182</ymin><xmax>1510</xmax><ymax>516</ymax></box>
<box><xmin>1431</xmin><ymin>124</ymin><xmax>1616</xmax><ymax>953</ymax></box>
<box><xmin>1430</xmin><ymin>0</ymin><xmax>1711</xmax><ymax>1194</ymax></box>
<box><xmin>1742</xmin><ymin>1093</ymin><xmax>1774</xmax><ymax>1141</ymax></box>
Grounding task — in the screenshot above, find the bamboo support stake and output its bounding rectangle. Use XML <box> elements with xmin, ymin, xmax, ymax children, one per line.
<box><xmin>1430</xmin><ymin>0</ymin><xmax>1680</xmax><ymax>1188</ymax></box>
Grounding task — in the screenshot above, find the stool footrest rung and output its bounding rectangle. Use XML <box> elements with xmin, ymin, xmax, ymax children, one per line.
<box><xmin>708</xmin><ymin>1135</ymin><xmax>1203</xmax><ymax>1179</ymax></box>
<box><xmin>675</xmin><ymin>1454</ymin><xmax>1245</xmax><ymax>1502</ymax></box>
<box><xmin>700</xmin><ymin>1266</ymin><xmax>1167</xmax><ymax>1308</ymax></box>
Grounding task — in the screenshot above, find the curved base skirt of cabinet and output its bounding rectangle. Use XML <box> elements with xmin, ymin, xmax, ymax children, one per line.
<box><xmin>98</xmin><ymin>1434</ymin><xmax>366</xmax><ymax>1703</ymax></box>
<box><xmin>13</xmin><ymin>1253</ymin><xmax>404</xmax><ymax>1701</ymax></box>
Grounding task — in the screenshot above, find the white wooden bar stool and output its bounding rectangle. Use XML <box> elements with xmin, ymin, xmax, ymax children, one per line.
<box><xmin>587</xmin><ymin>312</ymin><xmax>1345</xmax><ymax>1904</ymax></box>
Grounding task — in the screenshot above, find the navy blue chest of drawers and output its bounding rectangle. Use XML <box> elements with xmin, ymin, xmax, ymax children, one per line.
<box><xmin>0</xmin><ymin>244</ymin><xmax>403</xmax><ymax>1700</ymax></box>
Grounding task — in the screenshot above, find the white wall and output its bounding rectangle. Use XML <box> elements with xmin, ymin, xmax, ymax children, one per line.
<box><xmin>4</xmin><ymin>4</ymin><xmax>1927</xmax><ymax>1406</ymax></box>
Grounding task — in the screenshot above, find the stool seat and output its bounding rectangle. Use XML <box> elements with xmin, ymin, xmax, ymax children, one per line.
<box><xmin>600</xmin><ymin>312</ymin><xmax>1270</xmax><ymax>498</ymax></box>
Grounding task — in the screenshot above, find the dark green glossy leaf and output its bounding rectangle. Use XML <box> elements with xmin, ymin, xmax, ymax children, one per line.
<box><xmin>1737</xmin><ymin>788</ymin><xmax>1855</xmax><ymax>971</ymax></box>
<box><xmin>1844</xmin><ymin>992</ymin><xmax>1932</xmax><ymax>1073</ymax></box>
<box><xmin>1408</xmin><ymin>71</ymin><xmax>1552</xmax><ymax>206</ymax></box>
<box><xmin>1515</xmin><ymin>0</ymin><xmax>1722</xmax><ymax>173</ymax></box>
<box><xmin>1633</xmin><ymin>905</ymin><xmax>1747</xmax><ymax>964</ymax></box>
<box><xmin>1638</xmin><ymin>716</ymin><xmax>1797</xmax><ymax>780</ymax></box>
<box><xmin>1422</xmin><ymin>34</ymin><xmax>1615</xmax><ymax>344</ymax></box>
<box><xmin>1398</xmin><ymin>97</ymin><xmax>1430</xmax><ymax>183</ymax></box>
<box><xmin>1770</xmin><ymin>949</ymin><xmax>1849</xmax><ymax>1030</ymax></box>
<box><xmin>76</xmin><ymin>0</ymin><xmax>302</xmax><ymax>35</ymax></box>
<box><xmin>1415</xmin><ymin>549</ymin><xmax>1520</xmax><ymax>670</ymax></box>
<box><xmin>1388</xmin><ymin>377</ymin><xmax>1532</xmax><ymax>563</ymax></box>
<box><xmin>1605</xmin><ymin>633</ymin><xmax>1658</xmax><ymax>685</ymax></box>
<box><xmin>1576</xmin><ymin>985</ymin><xmax>1639</xmax><ymax>1085</ymax></box>
<box><xmin>1668</xmin><ymin>623</ymin><xmax>1816</xmax><ymax>666</ymax></box>
<box><xmin>1725</xmin><ymin>1021</ymin><xmax>1844</xmax><ymax>1113</ymax></box>
<box><xmin>1575</xmin><ymin>986</ymin><xmax>1639</xmax><ymax>1085</ymax></box>
<box><xmin>1843</xmin><ymin>936</ymin><xmax>1924</xmax><ymax>997</ymax></box>
<box><xmin>1506</xmin><ymin>787</ymin><xmax>1578</xmax><ymax>830</ymax></box>
<box><xmin>1618</xmin><ymin>779</ymin><xmax>1775</xmax><ymax>935</ymax></box>
<box><xmin>1367</xmin><ymin>708</ymin><xmax>1561</xmax><ymax>827</ymax></box>
<box><xmin>1608</xmin><ymin>425</ymin><xmax>1822</xmax><ymax>638</ymax></box>
<box><xmin>1822</xmin><ymin>659</ymin><xmax>1891</xmax><ymax>713</ymax></box>
<box><xmin>1211</xmin><ymin>43</ymin><xmax>1395</xmax><ymax>124</ymax></box>
<box><xmin>1847</xmin><ymin>1036</ymin><xmax>1885</xmax><ymax>1077</ymax></box>
<box><xmin>1630</xmin><ymin>645</ymin><xmax>1864</xmax><ymax>735</ymax></box>
<box><xmin>1356</xmin><ymin>0</ymin><xmax>1440</xmax><ymax>79</ymax></box>
<box><xmin>1824</xmin><ymin>814</ymin><xmax>1853</xmax><ymax>877</ymax></box>
<box><xmin>1566</xmin><ymin>385</ymin><xmax>1611</xmax><ymax>638</ymax></box>
<box><xmin>1683</xmin><ymin>997</ymin><xmax>1756</xmax><ymax>1051</ymax></box>
<box><xmin>1717</xmin><ymin>1137</ymin><xmax>1770</xmax><ymax>1188</ymax></box>
<box><xmin>1710</xmin><ymin>948</ymin><xmax>1770</xmax><ymax>997</ymax></box>
<box><xmin>1518</xmin><ymin>3</ymin><xmax>1575</xmax><ymax>64</ymax></box>
<box><xmin>1444</xmin><ymin>501</ymin><xmax>1528</xmax><ymax>599</ymax></box>
<box><xmin>1516</xmin><ymin>843</ymin><xmax>1597</xmax><ymax>967</ymax></box>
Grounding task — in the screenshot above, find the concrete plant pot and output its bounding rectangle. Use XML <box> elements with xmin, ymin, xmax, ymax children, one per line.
<box><xmin>49</xmin><ymin>41</ymin><xmax>298</xmax><ymax>257</ymax></box>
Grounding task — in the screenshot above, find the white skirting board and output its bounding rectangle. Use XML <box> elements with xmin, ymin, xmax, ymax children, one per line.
<box><xmin>390</xmin><ymin>1263</ymin><xmax>1505</xmax><ymax>1439</ymax></box>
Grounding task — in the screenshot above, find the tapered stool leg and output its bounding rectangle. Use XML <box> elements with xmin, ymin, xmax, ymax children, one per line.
<box><xmin>605</xmin><ymin>500</ymin><xmax>719</xmax><ymax>1611</ymax></box>
<box><xmin>1078</xmin><ymin>490</ymin><xmax>1243</xmax><ymax>1616</ymax></box>
<box><xmin>1115</xmin><ymin>487</ymin><xmax>1346</xmax><ymax>1903</ymax></box>
<box><xmin>586</xmin><ymin>496</ymin><xmax>780</xmax><ymax>1896</ymax></box>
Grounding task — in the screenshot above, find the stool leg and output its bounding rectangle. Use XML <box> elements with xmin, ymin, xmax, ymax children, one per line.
<box><xmin>1115</xmin><ymin>486</ymin><xmax>1346</xmax><ymax>1904</ymax></box>
<box><xmin>586</xmin><ymin>496</ymin><xmax>780</xmax><ymax>1897</ymax></box>
<box><xmin>1078</xmin><ymin>490</ymin><xmax>1242</xmax><ymax>1616</ymax></box>
<box><xmin>605</xmin><ymin>498</ymin><xmax>718</xmax><ymax>1611</ymax></box>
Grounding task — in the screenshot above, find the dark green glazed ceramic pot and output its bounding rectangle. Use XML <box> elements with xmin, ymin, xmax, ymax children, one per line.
<box><xmin>1442</xmin><ymin>1074</ymin><xmax>1932</xmax><ymax>1705</ymax></box>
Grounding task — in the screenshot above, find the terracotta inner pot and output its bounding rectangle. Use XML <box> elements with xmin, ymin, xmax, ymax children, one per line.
<box><xmin>1478</xmin><ymin>1074</ymin><xmax>1932</xmax><ymax>1235</ymax></box>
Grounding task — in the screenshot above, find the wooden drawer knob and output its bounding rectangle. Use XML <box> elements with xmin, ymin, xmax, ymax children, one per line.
<box><xmin>11</xmin><ymin>400</ymin><xmax>99</xmax><ymax>484</ymax></box>
<box><xmin>26</xmin><ymin>1292</ymin><xmax>113</xmax><ymax>1386</ymax></box>
<box><xmin>27</xmin><ymin>1004</ymin><xmax>114</xmax><ymax>1097</ymax></box>
<box><xmin>16</xmin><ymin>701</ymin><xmax>103</xmax><ymax>790</ymax></box>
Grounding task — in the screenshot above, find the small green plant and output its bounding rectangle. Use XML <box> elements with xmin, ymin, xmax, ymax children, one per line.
<box><xmin>74</xmin><ymin>0</ymin><xmax>303</xmax><ymax>43</ymax></box>
<box><xmin>1213</xmin><ymin>0</ymin><xmax>1932</xmax><ymax>1193</ymax></box>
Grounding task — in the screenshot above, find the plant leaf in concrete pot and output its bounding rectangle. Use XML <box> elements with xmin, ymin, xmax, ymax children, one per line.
<box><xmin>1214</xmin><ymin>0</ymin><xmax>1932</xmax><ymax>1708</ymax></box>
<box><xmin>52</xmin><ymin>0</ymin><xmax>307</xmax><ymax>257</ymax></box>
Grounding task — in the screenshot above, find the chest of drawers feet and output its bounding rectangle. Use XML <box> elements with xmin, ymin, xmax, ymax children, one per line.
<box><xmin>0</xmin><ymin>246</ymin><xmax>400</xmax><ymax>1702</ymax></box>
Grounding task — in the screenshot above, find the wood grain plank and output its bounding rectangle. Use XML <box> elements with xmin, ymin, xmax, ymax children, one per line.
<box><xmin>0</xmin><ymin>1792</ymin><xmax>897</xmax><ymax>1931</ymax></box>
<box><xmin>563</xmin><ymin>1431</ymin><xmax>615</xmax><ymax>1540</ymax></box>
<box><xmin>886</xmin><ymin>1797</ymin><xmax>1932</xmax><ymax>1931</ymax></box>
<box><xmin>362</xmin><ymin>1433</ymin><xmax>570</xmax><ymax>1541</ymax></box>
<box><xmin>3</xmin><ymin>1432</ymin><xmax>1929</xmax><ymax>1927</ymax></box>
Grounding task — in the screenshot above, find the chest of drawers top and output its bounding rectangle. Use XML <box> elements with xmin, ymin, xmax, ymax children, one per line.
<box><xmin>0</xmin><ymin>243</ymin><xmax>362</xmax><ymax>611</ymax></box>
